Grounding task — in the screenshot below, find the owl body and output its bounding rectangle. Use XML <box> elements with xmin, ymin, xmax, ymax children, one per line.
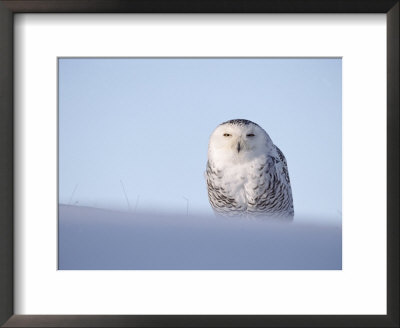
<box><xmin>206</xmin><ymin>119</ymin><xmax>294</xmax><ymax>219</ymax></box>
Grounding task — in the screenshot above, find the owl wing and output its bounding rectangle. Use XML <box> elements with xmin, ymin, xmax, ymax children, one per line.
<box><xmin>271</xmin><ymin>146</ymin><xmax>294</xmax><ymax>215</ymax></box>
<box><xmin>246</xmin><ymin>146</ymin><xmax>293</xmax><ymax>217</ymax></box>
<box><xmin>274</xmin><ymin>146</ymin><xmax>291</xmax><ymax>186</ymax></box>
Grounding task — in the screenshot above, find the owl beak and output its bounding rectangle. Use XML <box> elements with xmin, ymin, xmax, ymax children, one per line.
<box><xmin>237</xmin><ymin>142</ymin><xmax>241</xmax><ymax>153</ymax></box>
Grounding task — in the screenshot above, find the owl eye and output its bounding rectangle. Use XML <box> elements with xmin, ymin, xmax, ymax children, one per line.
<box><xmin>223</xmin><ymin>133</ymin><xmax>231</xmax><ymax>137</ymax></box>
<box><xmin>247</xmin><ymin>133</ymin><xmax>255</xmax><ymax>137</ymax></box>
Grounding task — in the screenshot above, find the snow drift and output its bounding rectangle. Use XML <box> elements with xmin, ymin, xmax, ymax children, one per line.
<box><xmin>58</xmin><ymin>204</ymin><xmax>341</xmax><ymax>270</ymax></box>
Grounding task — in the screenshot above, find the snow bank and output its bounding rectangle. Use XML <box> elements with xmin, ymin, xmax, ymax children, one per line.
<box><xmin>59</xmin><ymin>204</ymin><xmax>341</xmax><ymax>270</ymax></box>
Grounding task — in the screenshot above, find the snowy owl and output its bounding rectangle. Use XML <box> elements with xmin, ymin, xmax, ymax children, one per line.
<box><xmin>206</xmin><ymin>119</ymin><xmax>294</xmax><ymax>219</ymax></box>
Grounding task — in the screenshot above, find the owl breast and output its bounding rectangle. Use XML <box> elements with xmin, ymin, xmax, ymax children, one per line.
<box><xmin>206</xmin><ymin>154</ymin><xmax>293</xmax><ymax>219</ymax></box>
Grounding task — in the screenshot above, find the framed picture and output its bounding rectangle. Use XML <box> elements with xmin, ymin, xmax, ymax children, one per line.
<box><xmin>57</xmin><ymin>56</ymin><xmax>342</xmax><ymax>271</ymax></box>
<box><xmin>0</xmin><ymin>1</ymin><xmax>398</xmax><ymax>327</ymax></box>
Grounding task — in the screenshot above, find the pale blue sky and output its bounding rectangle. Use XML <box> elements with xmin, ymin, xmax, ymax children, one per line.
<box><xmin>59</xmin><ymin>58</ymin><xmax>341</xmax><ymax>222</ymax></box>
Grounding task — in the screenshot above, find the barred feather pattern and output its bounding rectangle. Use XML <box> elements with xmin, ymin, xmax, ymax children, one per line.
<box><xmin>206</xmin><ymin>145</ymin><xmax>294</xmax><ymax>219</ymax></box>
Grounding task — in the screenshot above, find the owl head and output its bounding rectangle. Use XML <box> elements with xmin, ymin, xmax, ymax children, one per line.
<box><xmin>208</xmin><ymin>119</ymin><xmax>273</xmax><ymax>165</ymax></box>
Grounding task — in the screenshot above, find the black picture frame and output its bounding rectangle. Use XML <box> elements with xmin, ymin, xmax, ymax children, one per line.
<box><xmin>0</xmin><ymin>1</ymin><xmax>398</xmax><ymax>327</ymax></box>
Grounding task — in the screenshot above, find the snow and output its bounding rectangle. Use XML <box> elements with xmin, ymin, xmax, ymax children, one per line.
<box><xmin>58</xmin><ymin>204</ymin><xmax>341</xmax><ymax>270</ymax></box>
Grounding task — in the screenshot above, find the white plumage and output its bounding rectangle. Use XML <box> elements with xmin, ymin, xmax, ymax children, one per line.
<box><xmin>205</xmin><ymin>119</ymin><xmax>294</xmax><ymax>219</ymax></box>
